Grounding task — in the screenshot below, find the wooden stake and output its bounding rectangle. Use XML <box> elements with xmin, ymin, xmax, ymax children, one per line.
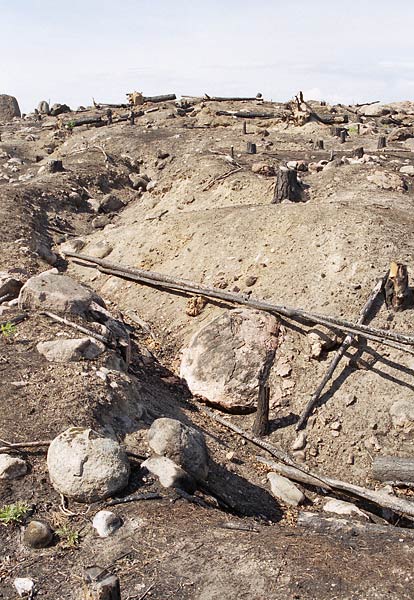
<box><xmin>252</xmin><ymin>383</ymin><xmax>270</xmax><ymax>436</ymax></box>
<box><xmin>340</xmin><ymin>130</ymin><xmax>347</xmax><ymax>144</ymax></box>
<box><xmin>313</xmin><ymin>139</ymin><xmax>324</xmax><ymax>150</ymax></box>
<box><xmin>378</xmin><ymin>136</ymin><xmax>387</xmax><ymax>149</ymax></box>
<box><xmin>247</xmin><ymin>142</ymin><xmax>256</xmax><ymax>154</ymax></box>
<box><xmin>296</xmin><ymin>275</ymin><xmax>387</xmax><ymax>430</ymax></box>
<box><xmin>242</xmin><ymin>121</ymin><xmax>247</xmax><ymax>134</ymax></box>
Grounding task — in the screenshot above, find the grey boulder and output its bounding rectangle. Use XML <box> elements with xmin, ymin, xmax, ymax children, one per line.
<box><xmin>0</xmin><ymin>94</ymin><xmax>21</xmax><ymax>121</ymax></box>
<box><xmin>92</xmin><ymin>510</ymin><xmax>122</xmax><ymax>537</ymax></box>
<box><xmin>180</xmin><ymin>308</ymin><xmax>279</xmax><ymax>411</ymax></box>
<box><xmin>36</xmin><ymin>337</ymin><xmax>105</xmax><ymax>362</ymax></box>
<box><xmin>47</xmin><ymin>427</ymin><xmax>130</xmax><ymax>502</ymax></box>
<box><xmin>0</xmin><ymin>272</ymin><xmax>23</xmax><ymax>299</ymax></box>
<box><xmin>23</xmin><ymin>521</ymin><xmax>53</xmax><ymax>548</ymax></box>
<box><xmin>18</xmin><ymin>271</ymin><xmax>105</xmax><ymax>315</ymax></box>
<box><xmin>147</xmin><ymin>417</ymin><xmax>208</xmax><ymax>481</ymax></box>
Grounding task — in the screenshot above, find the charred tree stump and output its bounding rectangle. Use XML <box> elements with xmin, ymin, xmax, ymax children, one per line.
<box><xmin>106</xmin><ymin>109</ymin><xmax>113</xmax><ymax>125</ymax></box>
<box><xmin>353</xmin><ymin>146</ymin><xmax>364</xmax><ymax>159</ymax></box>
<box><xmin>242</xmin><ymin>121</ymin><xmax>247</xmax><ymax>134</ymax></box>
<box><xmin>272</xmin><ymin>168</ymin><xmax>302</xmax><ymax>203</ymax></box>
<box><xmin>230</xmin><ymin>146</ymin><xmax>234</xmax><ymax>159</ymax></box>
<box><xmin>332</xmin><ymin>127</ymin><xmax>343</xmax><ymax>137</ymax></box>
<box><xmin>340</xmin><ymin>130</ymin><xmax>347</xmax><ymax>144</ymax></box>
<box><xmin>252</xmin><ymin>383</ymin><xmax>270</xmax><ymax>437</ymax></box>
<box><xmin>372</xmin><ymin>456</ymin><xmax>414</xmax><ymax>485</ymax></box>
<box><xmin>384</xmin><ymin>262</ymin><xmax>409</xmax><ymax>311</ymax></box>
<box><xmin>378</xmin><ymin>136</ymin><xmax>387</xmax><ymax>149</ymax></box>
<box><xmin>83</xmin><ymin>568</ymin><xmax>121</xmax><ymax>600</ymax></box>
<box><xmin>247</xmin><ymin>142</ymin><xmax>256</xmax><ymax>154</ymax></box>
<box><xmin>313</xmin><ymin>139</ymin><xmax>324</xmax><ymax>150</ymax></box>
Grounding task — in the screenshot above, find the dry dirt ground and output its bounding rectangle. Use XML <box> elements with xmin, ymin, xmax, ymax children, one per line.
<box><xmin>1</xmin><ymin>97</ymin><xmax>414</xmax><ymax>598</ymax></box>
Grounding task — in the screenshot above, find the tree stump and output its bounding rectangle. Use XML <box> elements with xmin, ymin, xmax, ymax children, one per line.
<box><xmin>272</xmin><ymin>168</ymin><xmax>302</xmax><ymax>203</ymax></box>
<box><xmin>353</xmin><ymin>146</ymin><xmax>364</xmax><ymax>159</ymax></box>
<box><xmin>378</xmin><ymin>136</ymin><xmax>387</xmax><ymax>149</ymax></box>
<box><xmin>247</xmin><ymin>142</ymin><xmax>256</xmax><ymax>154</ymax></box>
<box><xmin>332</xmin><ymin>127</ymin><xmax>342</xmax><ymax>137</ymax></box>
<box><xmin>83</xmin><ymin>567</ymin><xmax>121</xmax><ymax>600</ymax></box>
<box><xmin>313</xmin><ymin>139</ymin><xmax>324</xmax><ymax>150</ymax></box>
<box><xmin>384</xmin><ymin>261</ymin><xmax>409</xmax><ymax>311</ymax></box>
<box><xmin>230</xmin><ymin>145</ymin><xmax>234</xmax><ymax>159</ymax></box>
<box><xmin>252</xmin><ymin>383</ymin><xmax>270</xmax><ymax>436</ymax></box>
<box><xmin>340</xmin><ymin>130</ymin><xmax>347</xmax><ymax>144</ymax></box>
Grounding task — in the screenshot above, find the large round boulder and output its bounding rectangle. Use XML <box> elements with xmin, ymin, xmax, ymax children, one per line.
<box><xmin>0</xmin><ymin>94</ymin><xmax>21</xmax><ymax>121</ymax></box>
<box><xmin>47</xmin><ymin>427</ymin><xmax>130</xmax><ymax>502</ymax></box>
<box><xmin>180</xmin><ymin>308</ymin><xmax>279</xmax><ymax>411</ymax></box>
<box><xmin>147</xmin><ymin>418</ymin><xmax>208</xmax><ymax>481</ymax></box>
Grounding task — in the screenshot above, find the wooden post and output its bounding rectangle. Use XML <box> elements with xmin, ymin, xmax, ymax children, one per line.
<box><xmin>340</xmin><ymin>130</ymin><xmax>347</xmax><ymax>144</ymax></box>
<box><xmin>242</xmin><ymin>121</ymin><xmax>247</xmax><ymax>134</ymax></box>
<box><xmin>83</xmin><ymin>567</ymin><xmax>121</xmax><ymax>600</ymax></box>
<box><xmin>329</xmin><ymin>150</ymin><xmax>335</xmax><ymax>161</ymax></box>
<box><xmin>353</xmin><ymin>146</ymin><xmax>364</xmax><ymax>159</ymax></box>
<box><xmin>378</xmin><ymin>136</ymin><xmax>387</xmax><ymax>149</ymax></box>
<box><xmin>106</xmin><ymin>109</ymin><xmax>113</xmax><ymax>125</ymax></box>
<box><xmin>272</xmin><ymin>168</ymin><xmax>302</xmax><ymax>203</ymax></box>
<box><xmin>252</xmin><ymin>383</ymin><xmax>270</xmax><ymax>437</ymax></box>
<box><xmin>247</xmin><ymin>142</ymin><xmax>256</xmax><ymax>154</ymax></box>
<box><xmin>356</xmin><ymin>124</ymin><xmax>360</xmax><ymax>134</ymax></box>
<box><xmin>313</xmin><ymin>139</ymin><xmax>324</xmax><ymax>150</ymax></box>
<box><xmin>230</xmin><ymin>145</ymin><xmax>234</xmax><ymax>159</ymax></box>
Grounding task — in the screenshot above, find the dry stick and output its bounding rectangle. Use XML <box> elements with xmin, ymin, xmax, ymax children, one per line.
<box><xmin>202</xmin><ymin>167</ymin><xmax>242</xmax><ymax>191</ymax></box>
<box><xmin>65</xmin><ymin>252</ymin><xmax>414</xmax><ymax>352</ymax></box>
<box><xmin>41</xmin><ymin>311</ymin><xmax>111</xmax><ymax>346</ymax></box>
<box><xmin>257</xmin><ymin>456</ymin><xmax>414</xmax><ymax>519</ymax></box>
<box><xmin>0</xmin><ymin>440</ymin><xmax>50</xmax><ymax>453</ymax></box>
<box><xmin>0</xmin><ymin>313</ymin><xmax>28</xmax><ymax>327</ymax></box>
<box><xmin>295</xmin><ymin>275</ymin><xmax>387</xmax><ymax>431</ymax></box>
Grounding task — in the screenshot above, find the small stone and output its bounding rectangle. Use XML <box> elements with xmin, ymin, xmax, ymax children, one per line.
<box><xmin>347</xmin><ymin>453</ymin><xmax>355</xmax><ymax>465</ymax></box>
<box><xmin>99</xmin><ymin>194</ymin><xmax>125</xmax><ymax>214</ymax></box>
<box><xmin>14</xmin><ymin>578</ymin><xmax>35</xmax><ymax>597</ymax></box>
<box><xmin>330</xmin><ymin>421</ymin><xmax>341</xmax><ymax>431</ymax></box>
<box><xmin>23</xmin><ymin>520</ymin><xmax>53</xmax><ymax>548</ymax></box>
<box><xmin>142</xmin><ymin>456</ymin><xmax>196</xmax><ymax>493</ymax></box>
<box><xmin>331</xmin><ymin>431</ymin><xmax>340</xmax><ymax>438</ymax></box>
<box><xmin>0</xmin><ymin>454</ymin><xmax>27</xmax><ymax>479</ymax></box>
<box><xmin>226</xmin><ymin>451</ymin><xmax>235</xmax><ymax>462</ymax></box>
<box><xmin>245</xmin><ymin>275</ymin><xmax>258</xmax><ymax>287</ymax></box>
<box><xmin>267</xmin><ymin>472</ymin><xmax>305</xmax><ymax>506</ymax></box>
<box><xmin>92</xmin><ymin>510</ymin><xmax>122</xmax><ymax>537</ymax></box>
<box><xmin>323</xmin><ymin>498</ymin><xmax>368</xmax><ymax>519</ymax></box>
<box><xmin>399</xmin><ymin>165</ymin><xmax>414</xmax><ymax>175</ymax></box>
<box><xmin>86</xmin><ymin>240</ymin><xmax>113</xmax><ymax>259</ymax></box>
<box><xmin>292</xmin><ymin>432</ymin><xmax>307</xmax><ymax>451</ymax></box>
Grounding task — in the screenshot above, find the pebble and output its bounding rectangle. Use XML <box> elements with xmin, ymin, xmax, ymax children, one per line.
<box><xmin>23</xmin><ymin>520</ymin><xmax>53</xmax><ymax>549</ymax></box>
<box><xmin>92</xmin><ymin>510</ymin><xmax>122</xmax><ymax>538</ymax></box>
<box><xmin>292</xmin><ymin>432</ymin><xmax>307</xmax><ymax>451</ymax></box>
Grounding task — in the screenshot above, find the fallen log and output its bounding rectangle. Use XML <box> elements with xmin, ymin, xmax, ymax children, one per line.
<box><xmin>372</xmin><ymin>456</ymin><xmax>414</xmax><ymax>486</ymax></box>
<box><xmin>93</xmin><ymin>99</ymin><xmax>128</xmax><ymax>109</ymax></box>
<box><xmin>296</xmin><ymin>275</ymin><xmax>387</xmax><ymax>430</ymax></box>
<box><xmin>64</xmin><ymin>252</ymin><xmax>414</xmax><ymax>353</ymax></box>
<box><xmin>65</xmin><ymin>116</ymin><xmax>104</xmax><ymax>128</ymax></box>
<box><xmin>216</xmin><ymin>110</ymin><xmax>275</xmax><ymax>119</ymax></box>
<box><xmin>143</xmin><ymin>94</ymin><xmax>176</xmax><ymax>103</ymax></box>
<box><xmin>298</xmin><ymin>511</ymin><xmax>414</xmax><ymax>540</ymax></box>
<box><xmin>257</xmin><ymin>456</ymin><xmax>414</xmax><ymax>519</ymax></box>
<box><xmin>205</xmin><ymin>95</ymin><xmax>262</xmax><ymax>102</ymax></box>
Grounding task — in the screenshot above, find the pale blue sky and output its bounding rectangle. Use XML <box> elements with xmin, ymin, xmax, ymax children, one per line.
<box><xmin>1</xmin><ymin>0</ymin><xmax>414</xmax><ymax>112</ymax></box>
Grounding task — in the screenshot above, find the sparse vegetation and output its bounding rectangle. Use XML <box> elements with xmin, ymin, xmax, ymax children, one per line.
<box><xmin>56</xmin><ymin>524</ymin><xmax>80</xmax><ymax>548</ymax></box>
<box><xmin>0</xmin><ymin>502</ymin><xmax>30</xmax><ymax>525</ymax></box>
<box><xmin>0</xmin><ymin>321</ymin><xmax>16</xmax><ymax>340</ymax></box>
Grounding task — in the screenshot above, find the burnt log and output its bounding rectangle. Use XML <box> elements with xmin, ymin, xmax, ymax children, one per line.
<box><xmin>66</xmin><ymin>116</ymin><xmax>103</xmax><ymax>128</ymax></box>
<box><xmin>143</xmin><ymin>94</ymin><xmax>176</xmax><ymax>103</ymax></box>
<box><xmin>373</xmin><ymin>456</ymin><xmax>414</xmax><ymax>485</ymax></box>
<box><xmin>353</xmin><ymin>146</ymin><xmax>364</xmax><ymax>159</ymax></box>
<box><xmin>340</xmin><ymin>130</ymin><xmax>347</xmax><ymax>143</ymax></box>
<box><xmin>242</xmin><ymin>121</ymin><xmax>247</xmax><ymax>134</ymax></box>
<box><xmin>272</xmin><ymin>168</ymin><xmax>302</xmax><ymax>203</ymax></box>
<box><xmin>216</xmin><ymin>110</ymin><xmax>275</xmax><ymax>119</ymax></box>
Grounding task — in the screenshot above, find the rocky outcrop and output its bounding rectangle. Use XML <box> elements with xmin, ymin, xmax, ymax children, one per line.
<box><xmin>180</xmin><ymin>309</ymin><xmax>279</xmax><ymax>411</ymax></box>
<box><xmin>36</xmin><ymin>337</ymin><xmax>105</xmax><ymax>363</ymax></box>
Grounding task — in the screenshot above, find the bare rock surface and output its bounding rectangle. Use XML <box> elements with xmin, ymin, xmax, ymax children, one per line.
<box><xmin>18</xmin><ymin>271</ymin><xmax>104</xmax><ymax>315</ymax></box>
<box><xmin>180</xmin><ymin>309</ymin><xmax>279</xmax><ymax>411</ymax></box>
<box><xmin>0</xmin><ymin>454</ymin><xmax>28</xmax><ymax>479</ymax></box>
<box><xmin>36</xmin><ymin>337</ymin><xmax>105</xmax><ymax>362</ymax></box>
<box><xmin>47</xmin><ymin>427</ymin><xmax>130</xmax><ymax>502</ymax></box>
<box><xmin>267</xmin><ymin>472</ymin><xmax>305</xmax><ymax>506</ymax></box>
<box><xmin>92</xmin><ymin>510</ymin><xmax>122</xmax><ymax>537</ymax></box>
